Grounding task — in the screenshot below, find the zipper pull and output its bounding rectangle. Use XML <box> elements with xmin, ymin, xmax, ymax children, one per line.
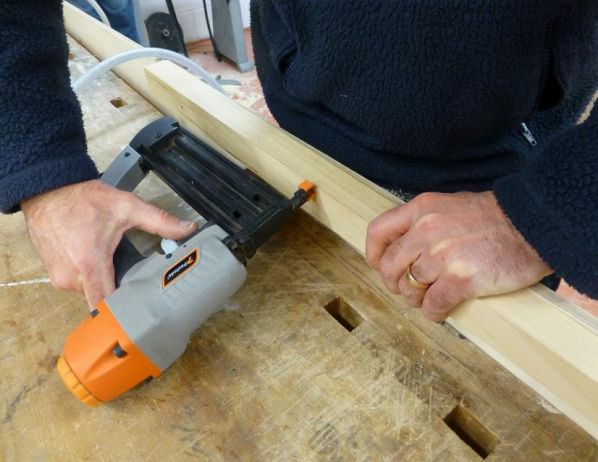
<box><xmin>520</xmin><ymin>122</ymin><xmax>537</xmax><ymax>147</ymax></box>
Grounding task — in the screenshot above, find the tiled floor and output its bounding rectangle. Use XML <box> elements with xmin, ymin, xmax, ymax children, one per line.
<box><xmin>186</xmin><ymin>33</ymin><xmax>598</xmax><ymax>317</ymax></box>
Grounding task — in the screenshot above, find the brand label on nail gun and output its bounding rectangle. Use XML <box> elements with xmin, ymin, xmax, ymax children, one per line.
<box><xmin>162</xmin><ymin>248</ymin><xmax>199</xmax><ymax>289</ymax></box>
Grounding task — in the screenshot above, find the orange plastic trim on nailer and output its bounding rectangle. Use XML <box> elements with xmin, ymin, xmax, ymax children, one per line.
<box><xmin>59</xmin><ymin>300</ymin><xmax>162</xmax><ymax>405</ymax></box>
<box><xmin>298</xmin><ymin>180</ymin><xmax>317</xmax><ymax>201</ymax></box>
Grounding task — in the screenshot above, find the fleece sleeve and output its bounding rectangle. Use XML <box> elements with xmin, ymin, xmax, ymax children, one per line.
<box><xmin>494</xmin><ymin>106</ymin><xmax>598</xmax><ymax>298</ymax></box>
<box><xmin>0</xmin><ymin>0</ymin><xmax>98</xmax><ymax>214</ymax></box>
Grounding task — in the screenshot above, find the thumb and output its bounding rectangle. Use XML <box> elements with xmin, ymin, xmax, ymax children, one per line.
<box><xmin>127</xmin><ymin>196</ymin><xmax>198</xmax><ymax>240</ymax></box>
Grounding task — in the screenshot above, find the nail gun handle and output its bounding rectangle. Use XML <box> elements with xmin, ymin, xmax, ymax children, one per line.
<box><xmin>113</xmin><ymin>236</ymin><xmax>144</xmax><ymax>287</ymax></box>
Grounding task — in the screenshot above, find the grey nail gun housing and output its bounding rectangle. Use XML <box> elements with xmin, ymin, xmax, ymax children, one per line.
<box><xmin>58</xmin><ymin>117</ymin><xmax>315</xmax><ymax>406</ymax></box>
<box><xmin>104</xmin><ymin>116</ymin><xmax>315</xmax><ymax>366</ymax></box>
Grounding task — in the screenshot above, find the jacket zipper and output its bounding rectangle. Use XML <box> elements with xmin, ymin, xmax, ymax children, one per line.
<box><xmin>520</xmin><ymin>23</ymin><xmax>556</xmax><ymax>148</ymax></box>
<box><xmin>520</xmin><ymin>122</ymin><xmax>537</xmax><ymax>147</ymax></box>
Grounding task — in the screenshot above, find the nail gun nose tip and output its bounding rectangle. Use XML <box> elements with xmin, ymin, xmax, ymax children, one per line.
<box><xmin>56</xmin><ymin>355</ymin><xmax>102</xmax><ymax>407</ymax></box>
<box><xmin>298</xmin><ymin>180</ymin><xmax>317</xmax><ymax>201</ymax></box>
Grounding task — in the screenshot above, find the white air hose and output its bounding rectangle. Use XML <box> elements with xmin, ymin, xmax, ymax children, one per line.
<box><xmin>73</xmin><ymin>47</ymin><xmax>227</xmax><ymax>95</ymax></box>
<box><xmin>82</xmin><ymin>0</ymin><xmax>111</xmax><ymax>27</ymax></box>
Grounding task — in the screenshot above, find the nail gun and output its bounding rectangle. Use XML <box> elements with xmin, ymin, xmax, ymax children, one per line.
<box><xmin>56</xmin><ymin>117</ymin><xmax>315</xmax><ymax>406</ymax></box>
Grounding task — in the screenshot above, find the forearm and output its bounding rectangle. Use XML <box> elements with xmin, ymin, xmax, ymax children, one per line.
<box><xmin>0</xmin><ymin>0</ymin><xmax>98</xmax><ymax>214</ymax></box>
<box><xmin>494</xmin><ymin>108</ymin><xmax>598</xmax><ymax>298</ymax></box>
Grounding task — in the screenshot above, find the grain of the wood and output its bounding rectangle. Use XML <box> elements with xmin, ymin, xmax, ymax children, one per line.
<box><xmin>1</xmin><ymin>33</ymin><xmax>597</xmax><ymax>462</ymax></box>
<box><xmin>62</xmin><ymin>1</ymin><xmax>598</xmax><ymax>440</ymax></box>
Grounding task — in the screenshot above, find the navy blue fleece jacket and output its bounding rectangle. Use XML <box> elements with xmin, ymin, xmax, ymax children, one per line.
<box><xmin>251</xmin><ymin>0</ymin><xmax>598</xmax><ymax>298</ymax></box>
<box><xmin>0</xmin><ymin>1</ymin><xmax>596</xmax><ymax>299</ymax></box>
<box><xmin>0</xmin><ymin>0</ymin><xmax>98</xmax><ymax>213</ymax></box>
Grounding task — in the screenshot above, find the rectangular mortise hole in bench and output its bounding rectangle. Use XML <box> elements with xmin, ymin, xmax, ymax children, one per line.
<box><xmin>324</xmin><ymin>297</ymin><xmax>364</xmax><ymax>332</ymax></box>
<box><xmin>110</xmin><ymin>97</ymin><xmax>127</xmax><ymax>108</ymax></box>
<box><xmin>443</xmin><ymin>404</ymin><xmax>499</xmax><ymax>459</ymax></box>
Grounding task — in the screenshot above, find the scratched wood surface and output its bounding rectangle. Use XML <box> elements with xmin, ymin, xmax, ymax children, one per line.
<box><xmin>0</xmin><ymin>37</ymin><xmax>597</xmax><ymax>462</ymax></box>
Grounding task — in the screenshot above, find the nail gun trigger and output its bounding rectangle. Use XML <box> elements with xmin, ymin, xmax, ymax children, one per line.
<box><xmin>161</xmin><ymin>238</ymin><xmax>179</xmax><ymax>254</ymax></box>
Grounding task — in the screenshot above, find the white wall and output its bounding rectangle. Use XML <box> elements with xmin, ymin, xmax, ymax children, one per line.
<box><xmin>139</xmin><ymin>0</ymin><xmax>250</xmax><ymax>43</ymax></box>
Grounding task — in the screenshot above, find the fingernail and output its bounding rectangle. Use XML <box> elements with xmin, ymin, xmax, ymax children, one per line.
<box><xmin>180</xmin><ymin>220</ymin><xmax>196</xmax><ymax>229</ymax></box>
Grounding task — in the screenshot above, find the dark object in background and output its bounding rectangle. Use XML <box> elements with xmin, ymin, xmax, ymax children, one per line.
<box><xmin>145</xmin><ymin>12</ymin><xmax>182</xmax><ymax>53</ymax></box>
<box><xmin>163</xmin><ymin>0</ymin><xmax>188</xmax><ymax>56</ymax></box>
<box><xmin>145</xmin><ymin>0</ymin><xmax>188</xmax><ymax>56</ymax></box>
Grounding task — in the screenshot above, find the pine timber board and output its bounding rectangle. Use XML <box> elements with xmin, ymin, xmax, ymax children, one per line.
<box><xmin>1</xmin><ymin>35</ymin><xmax>597</xmax><ymax>461</ymax></box>
<box><xmin>62</xmin><ymin>1</ymin><xmax>598</xmax><ymax>441</ymax></box>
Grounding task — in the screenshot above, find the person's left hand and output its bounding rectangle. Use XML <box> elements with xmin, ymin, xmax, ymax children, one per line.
<box><xmin>366</xmin><ymin>191</ymin><xmax>552</xmax><ymax>321</ymax></box>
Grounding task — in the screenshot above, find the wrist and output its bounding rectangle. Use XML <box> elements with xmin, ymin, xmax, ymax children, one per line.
<box><xmin>21</xmin><ymin>181</ymin><xmax>92</xmax><ymax>219</ymax></box>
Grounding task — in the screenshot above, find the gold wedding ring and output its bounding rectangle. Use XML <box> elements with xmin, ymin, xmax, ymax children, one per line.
<box><xmin>406</xmin><ymin>264</ymin><xmax>430</xmax><ymax>290</ymax></box>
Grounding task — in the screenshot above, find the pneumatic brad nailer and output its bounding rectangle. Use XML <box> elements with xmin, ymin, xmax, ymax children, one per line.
<box><xmin>56</xmin><ymin>117</ymin><xmax>315</xmax><ymax>406</ymax></box>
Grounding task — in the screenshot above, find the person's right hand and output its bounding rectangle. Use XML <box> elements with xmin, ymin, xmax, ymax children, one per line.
<box><xmin>21</xmin><ymin>180</ymin><xmax>198</xmax><ymax>310</ymax></box>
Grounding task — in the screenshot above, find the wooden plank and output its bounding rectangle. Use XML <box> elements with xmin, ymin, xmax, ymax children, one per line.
<box><xmin>4</xmin><ymin>36</ymin><xmax>598</xmax><ymax>461</ymax></box>
<box><xmin>61</xmin><ymin>2</ymin><xmax>598</xmax><ymax>440</ymax></box>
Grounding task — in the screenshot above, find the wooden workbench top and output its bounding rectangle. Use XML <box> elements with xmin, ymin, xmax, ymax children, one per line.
<box><xmin>0</xmin><ymin>37</ymin><xmax>596</xmax><ymax>462</ymax></box>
